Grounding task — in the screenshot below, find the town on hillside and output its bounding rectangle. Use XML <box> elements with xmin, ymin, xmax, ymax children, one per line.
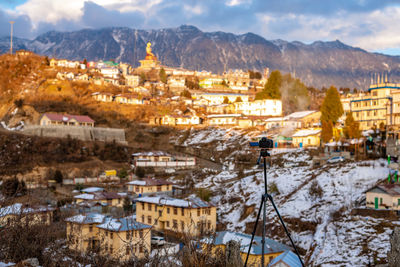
<box><xmin>1</xmin><ymin>41</ymin><xmax>400</xmax><ymax>267</ymax></box>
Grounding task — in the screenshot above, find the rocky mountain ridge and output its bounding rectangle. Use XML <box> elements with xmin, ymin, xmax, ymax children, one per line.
<box><xmin>1</xmin><ymin>25</ymin><xmax>400</xmax><ymax>89</ymax></box>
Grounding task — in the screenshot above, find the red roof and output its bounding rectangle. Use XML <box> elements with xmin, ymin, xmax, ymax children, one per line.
<box><xmin>43</xmin><ymin>113</ymin><xmax>95</xmax><ymax>123</ymax></box>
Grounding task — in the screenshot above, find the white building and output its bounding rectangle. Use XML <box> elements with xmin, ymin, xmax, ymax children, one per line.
<box><xmin>100</xmin><ymin>67</ymin><xmax>120</xmax><ymax>79</ymax></box>
<box><xmin>234</xmin><ymin>99</ymin><xmax>282</xmax><ymax>116</ymax></box>
<box><xmin>125</xmin><ymin>75</ymin><xmax>140</xmax><ymax>87</ymax></box>
<box><xmin>194</xmin><ymin>93</ymin><xmax>249</xmax><ymax>105</ymax></box>
<box><xmin>207</xmin><ymin>114</ymin><xmax>242</xmax><ymax>126</ymax></box>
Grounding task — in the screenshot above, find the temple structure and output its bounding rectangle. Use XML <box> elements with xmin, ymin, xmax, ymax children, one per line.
<box><xmin>139</xmin><ymin>42</ymin><xmax>160</xmax><ymax>70</ymax></box>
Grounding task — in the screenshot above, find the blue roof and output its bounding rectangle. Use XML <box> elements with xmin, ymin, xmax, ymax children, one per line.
<box><xmin>268</xmin><ymin>250</ymin><xmax>302</xmax><ymax>267</ymax></box>
<box><xmin>205</xmin><ymin>231</ymin><xmax>290</xmax><ymax>255</ymax></box>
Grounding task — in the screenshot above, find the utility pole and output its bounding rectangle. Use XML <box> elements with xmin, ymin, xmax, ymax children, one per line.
<box><xmin>9</xmin><ymin>21</ymin><xmax>15</xmax><ymax>55</ymax></box>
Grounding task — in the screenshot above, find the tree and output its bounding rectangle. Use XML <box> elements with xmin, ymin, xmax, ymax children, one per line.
<box><xmin>255</xmin><ymin>70</ymin><xmax>282</xmax><ymax>100</ymax></box>
<box><xmin>83</xmin><ymin>58</ymin><xmax>87</xmax><ymax>66</ymax></box>
<box><xmin>321</xmin><ymin>120</ymin><xmax>333</xmax><ymax>143</ymax></box>
<box><xmin>1</xmin><ymin>178</ymin><xmax>26</xmax><ymax>197</ymax></box>
<box><xmin>123</xmin><ymin>197</ymin><xmax>133</xmax><ymax>213</ymax></box>
<box><xmin>54</xmin><ymin>170</ymin><xmax>63</xmax><ymax>184</ymax></box>
<box><xmin>135</xmin><ymin>167</ymin><xmax>145</xmax><ymax>178</ymax></box>
<box><xmin>343</xmin><ymin>112</ymin><xmax>361</xmax><ymax>139</ymax></box>
<box><xmin>118</xmin><ymin>168</ymin><xmax>128</xmax><ymax>179</ymax></box>
<box><xmin>139</xmin><ymin>73</ymin><xmax>146</xmax><ymax>85</ymax></box>
<box><xmin>223</xmin><ymin>96</ymin><xmax>230</xmax><ymax>104</ymax></box>
<box><xmin>159</xmin><ymin>68</ymin><xmax>167</xmax><ymax>84</ymax></box>
<box><xmin>320</xmin><ymin>86</ymin><xmax>344</xmax><ymax>124</ymax></box>
<box><xmin>234</xmin><ymin>96</ymin><xmax>243</xmax><ymax>102</ymax></box>
<box><xmin>248</xmin><ymin>70</ymin><xmax>262</xmax><ymax>79</ymax></box>
<box><xmin>180</xmin><ymin>89</ymin><xmax>192</xmax><ymax>99</ymax></box>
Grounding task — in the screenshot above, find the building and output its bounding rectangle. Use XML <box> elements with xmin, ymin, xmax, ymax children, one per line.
<box><xmin>265</xmin><ymin>117</ymin><xmax>285</xmax><ymax>129</ymax></box>
<box><xmin>207</xmin><ymin>114</ymin><xmax>242</xmax><ymax>126</ymax></box>
<box><xmin>100</xmin><ymin>67</ymin><xmax>120</xmax><ymax>79</ymax></box>
<box><xmin>199</xmin><ymin>77</ymin><xmax>225</xmax><ymax>89</ymax></box>
<box><xmin>268</xmin><ymin>250</ymin><xmax>303</xmax><ymax>267</ymax></box>
<box><xmin>291</xmin><ymin>129</ymin><xmax>321</xmax><ymax>147</ymax></box>
<box><xmin>66</xmin><ymin>213</ymin><xmax>152</xmax><ymax>260</ymax></box>
<box><xmin>201</xmin><ymin>231</ymin><xmax>290</xmax><ymax>266</ymax></box>
<box><xmin>125</xmin><ymin>75</ymin><xmax>140</xmax><ymax>87</ymax></box>
<box><xmin>159</xmin><ymin>114</ymin><xmax>203</xmax><ymax>126</ymax></box>
<box><xmin>366</xmin><ymin>184</ymin><xmax>400</xmax><ymax>210</ymax></box>
<box><xmin>16</xmin><ymin>50</ymin><xmax>33</xmax><ymax>56</ymax></box>
<box><xmin>234</xmin><ymin>99</ymin><xmax>282</xmax><ymax>116</ymax></box>
<box><xmin>0</xmin><ymin>203</ymin><xmax>54</xmax><ymax>227</ymax></box>
<box><xmin>340</xmin><ymin>80</ymin><xmax>400</xmax><ymax>130</ymax></box>
<box><xmin>74</xmin><ymin>191</ymin><xmax>124</xmax><ymax>207</ymax></box>
<box><xmin>40</xmin><ymin>113</ymin><xmax>95</xmax><ymax>127</ymax></box>
<box><xmin>115</xmin><ymin>94</ymin><xmax>143</xmax><ymax>105</ymax></box>
<box><xmin>126</xmin><ymin>178</ymin><xmax>174</xmax><ymax>196</ymax></box>
<box><xmin>135</xmin><ymin>196</ymin><xmax>216</xmax><ymax>236</ymax></box>
<box><xmin>92</xmin><ymin>92</ymin><xmax>114</xmax><ymax>102</ymax></box>
<box><xmin>194</xmin><ymin>92</ymin><xmax>249</xmax><ymax>105</ymax></box>
<box><xmin>224</xmin><ymin>69</ymin><xmax>250</xmax><ymax>92</ymax></box>
<box><xmin>96</xmin><ymin>216</ymin><xmax>152</xmax><ymax>260</ymax></box>
<box><xmin>132</xmin><ymin>151</ymin><xmax>196</xmax><ymax>168</ymax></box>
<box><xmin>167</xmin><ymin>76</ymin><xmax>186</xmax><ymax>91</ymax></box>
<box><xmin>283</xmin><ymin>111</ymin><xmax>321</xmax><ymax>129</ymax></box>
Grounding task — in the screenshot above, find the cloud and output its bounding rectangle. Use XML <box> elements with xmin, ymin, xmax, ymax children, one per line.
<box><xmin>1</xmin><ymin>0</ymin><xmax>400</xmax><ymax>54</ymax></box>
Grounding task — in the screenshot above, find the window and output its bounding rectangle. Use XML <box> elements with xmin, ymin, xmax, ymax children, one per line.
<box><xmin>167</xmin><ymin>207</ymin><xmax>170</xmax><ymax>214</ymax></box>
<box><xmin>157</xmin><ymin>185</ymin><xmax>162</xmax><ymax>192</ymax></box>
<box><xmin>126</xmin><ymin>246</ymin><xmax>130</xmax><ymax>256</ymax></box>
<box><xmin>181</xmin><ymin>221</ymin><xmax>185</xmax><ymax>230</ymax></box>
<box><xmin>136</xmin><ymin>186</ymin><xmax>139</xmax><ymax>192</ymax></box>
<box><xmin>380</xmin><ymin>198</ymin><xmax>383</xmax><ymax>205</ymax></box>
<box><xmin>142</xmin><ymin>202</ymin><xmax>145</xmax><ymax>209</ymax></box>
<box><xmin>139</xmin><ymin>246</ymin><xmax>143</xmax><ymax>253</ymax></box>
<box><xmin>110</xmin><ymin>245</ymin><xmax>113</xmax><ymax>254</ymax></box>
<box><xmin>126</xmin><ymin>231</ymin><xmax>130</xmax><ymax>240</ymax></box>
<box><xmin>208</xmin><ymin>221</ymin><xmax>211</xmax><ymax>229</ymax></box>
<box><xmin>173</xmin><ymin>220</ymin><xmax>178</xmax><ymax>229</ymax></box>
<box><xmin>159</xmin><ymin>210</ymin><xmax>162</xmax><ymax>217</ymax></box>
<box><xmin>142</xmin><ymin>215</ymin><xmax>144</xmax><ymax>222</ymax></box>
<box><xmin>148</xmin><ymin>216</ymin><xmax>152</xmax><ymax>224</ymax></box>
<box><xmin>197</xmin><ymin>209</ymin><xmax>201</xmax><ymax>216</ymax></box>
<box><xmin>105</xmin><ymin>231</ymin><xmax>108</xmax><ymax>237</ymax></box>
<box><xmin>110</xmin><ymin>233</ymin><xmax>113</xmax><ymax>239</ymax></box>
<box><xmin>181</xmin><ymin>208</ymin><xmax>184</xmax><ymax>216</ymax></box>
<box><xmin>89</xmin><ymin>225</ymin><xmax>93</xmax><ymax>232</ymax></box>
<box><xmin>166</xmin><ymin>221</ymin><xmax>170</xmax><ymax>227</ymax></box>
<box><xmin>148</xmin><ymin>203</ymin><xmax>152</xmax><ymax>211</ymax></box>
<box><xmin>174</xmin><ymin>207</ymin><xmax>178</xmax><ymax>215</ymax></box>
<box><xmin>139</xmin><ymin>230</ymin><xmax>143</xmax><ymax>238</ymax></box>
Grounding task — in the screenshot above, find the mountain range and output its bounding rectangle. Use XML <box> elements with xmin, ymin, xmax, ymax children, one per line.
<box><xmin>1</xmin><ymin>25</ymin><xmax>400</xmax><ymax>89</ymax></box>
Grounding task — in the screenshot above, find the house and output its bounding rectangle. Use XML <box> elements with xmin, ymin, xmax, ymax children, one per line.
<box><xmin>199</xmin><ymin>77</ymin><xmax>225</xmax><ymax>89</ymax></box>
<box><xmin>194</xmin><ymin>92</ymin><xmax>249</xmax><ymax>105</ymax></box>
<box><xmin>100</xmin><ymin>67</ymin><xmax>120</xmax><ymax>79</ymax></box>
<box><xmin>126</xmin><ymin>178</ymin><xmax>174</xmax><ymax>196</ymax></box>
<box><xmin>132</xmin><ymin>151</ymin><xmax>196</xmax><ymax>168</ymax></box>
<box><xmin>234</xmin><ymin>99</ymin><xmax>282</xmax><ymax>116</ymax></box>
<box><xmin>366</xmin><ymin>184</ymin><xmax>400</xmax><ymax>210</ymax></box>
<box><xmin>92</xmin><ymin>92</ymin><xmax>114</xmax><ymax>102</ymax></box>
<box><xmin>74</xmin><ymin>192</ymin><xmax>124</xmax><ymax>207</ymax></box>
<box><xmin>56</xmin><ymin>72</ymin><xmax>75</xmax><ymax>80</ymax></box>
<box><xmin>0</xmin><ymin>203</ymin><xmax>54</xmax><ymax>227</ymax></box>
<box><xmin>125</xmin><ymin>75</ymin><xmax>140</xmax><ymax>87</ymax></box>
<box><xmin>224</xmin><ymin>69</ymin><xmax>250</xmax><ymax>92</ymax></box>
<box><xmin>115</xmin><ymin>94</ymin><xmax>143</xmax><ymax>105</ymax></box>
<box><xmin>160</xmin><ymin>114</ymin><xmax>203</xmax><ymax>126</ymax></box>
<box><xmin>265</xmin><ymin>117</ymin><xmax>285</xmax><ymax>129</ymax></box>
<box><xmin>76</xmin><ymin>73</ymin><xmax>89</xmax><ymax>82</ymax></box>
<box><xmin>268</xmin><ymin>250</ymin><xmax>303</xmax><ymax>267</ymax></box>
<box><xmin>283</xmin><ymin>111</ymin><xmax>321</xmax><ymax>129</ymax></box>
<box><xmin>16</xmin><ymin>50</ymin><xmax>33</xmax><ymax>56</ymax></box>
<box><xmin>39</xmin><ymin>113</ymin><xmax>95</xmax><ymax>127</ymax></box>
<box><xmin>291</xmin><ymin>129</ymin><xmax>321</xmax><ymax>148</ymax></box>
<box><xmin>207</xmin><ymin>114</ymin><xmax>242</xmax><ymax>126</ymax></box>
<box><xmin>237</xmin><ymin>116</ymin><xmax>267</xmax><ymax>128</ymax></box>
<box><xmin>135</xmin><ymin>196</ymin><xmax>216</xmax><ymax>236</ymax></box>
<box><xmin>96</xmin><ymin>216</ymin><xmax>152</xmax><ymax>260</ymax></box>
<box><xmin>167</xmin><ymin>76</ymin><xmax>186</xmax><ymax>91</ymax></box>
<box><xmin>201</xmin><ymin>231</ymin><xmax>290</xmax><ymax>266</ymax></box>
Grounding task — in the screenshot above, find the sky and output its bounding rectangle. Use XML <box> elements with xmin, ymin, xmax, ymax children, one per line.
<box><xmin>0</xmin><ymin>0</ymin><xmax>400</xmax><ymax>55</ymax></box>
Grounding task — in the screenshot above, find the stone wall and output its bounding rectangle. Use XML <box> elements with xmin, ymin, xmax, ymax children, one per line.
<box><xmin>22</xmin><ymin>125</ymin><xmax>127</xmax><ymax>144</ymax></box>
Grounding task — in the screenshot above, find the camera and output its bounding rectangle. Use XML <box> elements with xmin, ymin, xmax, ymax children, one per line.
<box><xmin>249</xmin><ymin>137</ymin><xmax>274</xmax><ymax>149</ymax></box>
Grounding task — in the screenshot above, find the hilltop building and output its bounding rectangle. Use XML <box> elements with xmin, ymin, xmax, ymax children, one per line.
<box><xmin>139</xmin><ymin>42</ymin><xmax>160</xmax><ymax>70</ymax></box>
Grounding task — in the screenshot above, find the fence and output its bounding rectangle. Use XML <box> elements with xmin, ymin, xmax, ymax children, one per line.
<box><xmin>63</xmin><ymin>176</ymin><xmax>120</xmax><ymax>185</ymax></box>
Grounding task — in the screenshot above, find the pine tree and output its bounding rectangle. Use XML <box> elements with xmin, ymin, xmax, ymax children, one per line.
<box><xmin>159</xmin><ymin>68</ymin><xmax>167</xmax><ymax>84</ymax></box>
<box><xmin>343</xmin><ymin>112</ymin><xmax>361</xmax><ymax>139</ymax></box>
<box><xmin>234</xmin><ymin>96</ymin><xmax>243</xmax><ymax>102</ymax></box>
<box><xmin>321</xmin><ymin>120</ymin><xmax>333</xmax><ymax>143</ymax></box>
<box><xmin>320</xmin><ymin>86</ymin><xmax>344</xmax><ymax>124</ymax></box>
<box><xmin>255</xmin><ymin>70</ymin><xmax>282</xmax><ymax>100</ymax></box>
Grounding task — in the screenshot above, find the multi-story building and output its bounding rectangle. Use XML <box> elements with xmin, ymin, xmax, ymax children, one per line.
<box><xmin>126</xmin><ymin>178</ymin><xmax>174</xmax><ymax>196</ymax></box>
<box><xmin>40</xmin><ymin>113</ymin><xmax>95</xmax><ymax>127</ymax></box>
<box><xmin>66</xmin><ymin>214</ymin><xmax>151</xmax><ymax>260</ymax></box>
<box><xmin>0</xmin><ymin>203</ymin><xmax>54</xmax><ymax>227</ymax></box>
<box><xmin>234</xmin><ymin>99</ymin><xmax>282</xmax><ymax>116</ymax></box>
<box><xmin>135</xmin><ymin>196</ymin><xmax>216</xmax><ymax>236</ymax></box>
<box><xmin>224</xmin><ymin>69</ymin><xmax>250</xmax><ymax>92</ymax></box>
<box><xmin>74</xmin><ymin>192</ymin><xmax>124</xmax><ymax>207</ymax></box>
<box><xmin>193</xmin><ymin>92</ymin><xmax>249</xmax><ymax>105</ymax></box>
<box><xmin>341</xmin><ymin>81</ymin><xmax>400</xmax><ymax>130</ymax></box>
<box><xmin>125</xmin><ymin>75</ymin><xmax>140</xmax><ymax>87</ymax></box>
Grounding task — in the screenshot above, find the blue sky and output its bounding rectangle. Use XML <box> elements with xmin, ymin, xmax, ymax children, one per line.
<box><xmin>1</xmin><ymin>0</ymin><xmax>400</xmax><ymax>55</ymax></box>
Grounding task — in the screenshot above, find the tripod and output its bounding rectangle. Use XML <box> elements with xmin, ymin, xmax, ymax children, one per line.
<box><xmin>244</xmin><ymin>149</ymin><xmax>305</xmax><ymax>267</ymax></box>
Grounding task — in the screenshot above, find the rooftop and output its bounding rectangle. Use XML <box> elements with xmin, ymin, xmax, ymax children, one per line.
<box><xmin>292</xmin><ymin>129</ymin><xmax>321</xmax><ymax>137</ymax></box>
<box><xmin>97</xmin><ymin>216</ymin><xmax>151</xmax><ymax>232</ymax></box>
<box><xmin>268</xmin><ymin>250</ymin><xmax>302</xmax><ymax>267</ymax></box>
<box><xmin>284</xmin><ymin>110</ymin><xmax>318</xmax><ymax>120</ymax></box>
<box><xmin>368</xmin><ymin>184</ymin><xmax>400</xmax><ymax>196</ymax></box>
<box><xmin>42</xmin><ymin>113</ymin><xmax>95</xmax><ymax>123</ymax></box>
<box><xmin>132</xmin><ymin>151</ymin><xmax>170</xmax><ymax>157</ymax></box>
<box><xmin>0</xmin><ymin>203</ymin><xmax>54</xmax><ymax>218</ymax></box>
<box><xmin>127</xmin><ymin>178</ymin><xmax>173</xmax><ymax>186</ymax></box>
<box><xmin>202</xmin><ymin>231</ymin><xmax>290</xmax><ymax>255</ymax></box>
<box><xmin>65</xmin><ymin>213</ymin><xmax>107</xmax><ymax>224</ymax></box>
<box><xmin>74</xmin><ymin>191</ymin><xmax>123</xmax><ymax>200</ymax></box>
<box><xmin>135</xmin><ymin>195</ymin><xmax>213</xmax><ymax>208</ymax></box>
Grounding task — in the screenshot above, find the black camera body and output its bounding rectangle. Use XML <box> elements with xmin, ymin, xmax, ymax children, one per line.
<box><xmin>249</xmin><ymin>137</ymin><xmax>274</xmax><ymax>149</ymax></box>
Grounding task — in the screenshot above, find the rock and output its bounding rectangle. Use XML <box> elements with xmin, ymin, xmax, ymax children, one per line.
<box><xmin>388</xmin><ymin>228</ymin><xmax>400</xmax><ymax>267</ymax></box>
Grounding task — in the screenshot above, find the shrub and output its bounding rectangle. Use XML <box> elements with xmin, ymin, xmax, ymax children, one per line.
<box><xmin>1</xmin><ymin>178</ymin><xmax>27</xmax><ymax>197</ymax></box>
<box><xmin>54</xmin><ymin>170</ymin><xmax>63</xmax><ymax>184</ymax></box>
<box><xmin>196</xmin><ymin>188</ymin><xmax>212</xmax><ymax>202</ymax></box>
<box><xmin>135</xmin><ymin>167</ymin><xmax>145</xmax><ymax>178</ymax></box>
<box><xmin>118</xmin><ymin>168</ymin><xmax>128</xmax><ymax>179</ymax></box>
<box><xmin>268</xmin><ymin>181</ymin><xmax>280</xmax><ymax>195</ymax></box>
<box><xmin>13</xmin><ymin>98</ymin><xmax>24</xmax><ymax>108</ymax></box>
<box><xmin>309</xmin><ymin>180</ymin><xmax>323</xmax><ymax>199</ymax></box>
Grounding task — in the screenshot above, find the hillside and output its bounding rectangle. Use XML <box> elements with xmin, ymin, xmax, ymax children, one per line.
<box><xmin>170</xmin><ymin>127</ymin><xmax>394</xmax><ymax>266</ymax></box>
<box><xmin>2</xmin><ymin>25</ymin><xmax>400</xmax><ymax>89</ymax></box>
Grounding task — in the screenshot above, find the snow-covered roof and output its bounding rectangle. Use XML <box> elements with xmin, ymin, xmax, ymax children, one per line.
<box><xmin>82</xmin><ymin>187</ymin><xmax>104</xmax><ymax>193</ymax></box>
<box><xmin>135</xmin><ymin>196</ymin><xmax>213</xmax><ymax>208</ymax></box>
<box><xmin>132</xmin><ymin>151</ymin><xmax>170</xmax><ymax>157</ymax></box>
<box><xmin>74</xmin><ymin>193</ymin><xmax>95</xmax><ymax>200</ymax></box>
<box><xmin>74</xmin><ymin>192</ymin><xmax>122</xmax><ymax>200</ymax></box>
<box><xmin>97</xmin><ymin>217</ymin><xmax>151</xmax><ymax>232</ymax></box>
<box><xmin>292</xmin><ymin>129</ymin><xmax>321</xmax><ymax>137</ymax></box>
<box><xmin>265</xmin><ymin>117</ymin><xmax>285</xmax><ymax>122</ymax></box>
<box><xmin>269</xmin><ymin>250</ymin><xmax>302</xmax><ymax>267</ymax></box>
<box><xmin>126</xmin><ymin>178</ymin><xmax>173</xmax><ymax>186</ymax></box>
<box><xmin>202</xmin><ymin>231</ymin><xmax>290</xmax><ymax>255</ymax></box>
<box><xmin>284</xmin><ymin>110</ymin><xmax>318</xmax><ymax>120</ymax></box>
<box><xmin>65</xmin><ymin>213</ymin><xmax>107</xmax><ymax>224</ymax></box>
<box><xmin>0</xmin><ymin>203</ymin><xmax>54</xmax><ymax>218</ymax></box>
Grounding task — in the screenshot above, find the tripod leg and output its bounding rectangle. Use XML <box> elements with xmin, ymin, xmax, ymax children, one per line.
<box><xmin>244</xmin><ymin>196</ymin><xmax>264</xmax><ymax>267</ymax></box>
<box><xmin>266</xmin><ymin>194</ymin><xmax>305</xmax><ymax>267</ymax></box>
<box><xmin>262</xmin><ymin>194</ymin><xmax>266</xmax><ymax>267</ymax></box>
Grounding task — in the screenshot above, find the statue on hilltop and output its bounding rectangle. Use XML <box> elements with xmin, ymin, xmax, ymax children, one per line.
<box><xmin>146</xmin><ymin>42</ymin><xmax>155</xmax><ymax>58</ymax></box>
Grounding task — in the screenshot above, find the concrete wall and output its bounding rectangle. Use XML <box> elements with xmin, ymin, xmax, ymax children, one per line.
<box><xmin>22</xmin><ymin>125</ymin><xmax>127</xmax><ymax>144</ymax></box>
